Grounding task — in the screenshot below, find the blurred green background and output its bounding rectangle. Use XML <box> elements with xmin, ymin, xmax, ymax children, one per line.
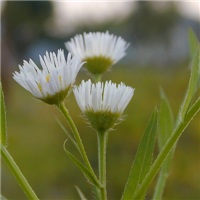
<box><xmin>1</xmin><ymin>1</ymin><xmax>200</xmax><ymax>199</ymax></box>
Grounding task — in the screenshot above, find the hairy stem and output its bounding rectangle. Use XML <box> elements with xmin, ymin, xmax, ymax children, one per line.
<box><xmin>98</xmin><ymin>130</ymin><xmax>108</xmax><ymax>200</ymax></box>
<box><xmin>57</xmin><ymin>102</ymin><xmax>101</xmax><ymax>188</ymax></box>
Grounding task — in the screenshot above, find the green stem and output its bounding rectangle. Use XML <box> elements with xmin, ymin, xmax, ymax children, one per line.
<box><xmin>94</xmin><ymin>74</ymin><xmax>102</xmax><ymax>83</ymax></box>
<box><xmin>133</xmin><ymin>97</ymin><xmax>200</xmax><ymax>199</ymax></box>
<box><xmin>97</xmin><ymin>130</ymin><xmax>107</xmax><ymax>200</ymax></box>
<box><xmin>0</xmin><ymin>143</ymin><xmax>39</xmax><ymax>200</ymax></box>
<box><xmin>152</xmin><ymin>170</ymin><xmax>168</xmax><ymax>200</ymax></box>
<box><xmin>57</xmin><ymin>102</ymin><xmax>100</xmax><ymax>188</ymax></box>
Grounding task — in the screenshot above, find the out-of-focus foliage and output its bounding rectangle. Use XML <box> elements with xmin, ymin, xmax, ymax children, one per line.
<box><xmin>2</xmin><ymin>1</ymin><xmax>53</xmax><ymax>56</ymax></box>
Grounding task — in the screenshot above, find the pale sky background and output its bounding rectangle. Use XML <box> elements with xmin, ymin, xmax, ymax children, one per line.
<box><xmin>47</xmin><ymin>0</ymin><xmax>200</xmax><ymax>36</ymax></box>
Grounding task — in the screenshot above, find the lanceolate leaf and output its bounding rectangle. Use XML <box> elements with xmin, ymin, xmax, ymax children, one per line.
<box><xmin>57</xmin><ymin>119</ymin><xmax>80</xmax><ymax>152</ymax></box>
<box><xmin>122</xmin><ymin>107</ymin><xmax>157</xmax><ymax>200</ymax></box>
<box><xmin>0</xmin><ymin>143</ymin><xmax>39</xmax><ymax>199</ymax></box>
<box><xmin>1</xmin><ymin>83</ymin><xmax>7</xmax><ymax>147</ymax></box>
<box><xmin>179</xmin><ymin>46</ymin><xmax>200</xmax><ymax>122</ymax></box>
<box><xmin>133</xmin><ymin>97</ymin><xmax>200</xmax><ymax>200</ymax></box>
<box><xmin>157</xmin><ymin>88</ymin><xmax>174</xmax><ymax>164</ymax></box>
<box><xmin>63</xmin><ymin>141</ymin><xmax>102</xmax><ymax>189</ymax></box>
<box><xmin>189</xmin><ymin>28</ymin><xmax>199</xmax><ymax>58</ymax></box>
<box><xmin>152</xmin><ymin>88</ymin><xmax>174</xmax><ymax>200</ymax></box>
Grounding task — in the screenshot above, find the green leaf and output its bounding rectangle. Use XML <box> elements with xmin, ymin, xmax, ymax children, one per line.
<box><xmin>189</xmin><ymin>28</ymin><xmax>199</xmax><ymax>58</ymax></box>
<box><xmin>63</xmin><ymin>140</ymin><xmax>102</xmax><ymax>189</ymax></box>
<box><xmin>1</xmin><ymin>83</ymin><xmax>7</xmax><ymax>147</ymax></box>
<box><xmin>178</xmin><ymin>46</ymin><xmax>200</xmax><ymax>122</ymax></box>
<box><xmin>133</xmin><ymin>96</ymin><xmax>200</xmax><ymax>200</ymax></box>
<box><xmin>157</xmin><ymin>88</ymin><xmax>174</xmax><ymax>157</ymax></box>
<box><xmin>1</xmin><ymin>143</ymin><xmax>39</xmax><ymax>200</ymax></box>
<box><xmin>75</xmin><ymin>186</ymin><xmax>88</xmax><ymax>200</ymax></box>
<box><xmin>122</xmin><ymin>107</ymin><xmax>158</xmax><ymax>200</ymax></box>
<box><xmin>152</xmin><ymin>88</ymin><xmax>174</xmax><ymax>200</ymax></box>
<box><xmin>57</xmin><ymin>119</ymin><xmax>80</xmax><ymax>152</ymax></box>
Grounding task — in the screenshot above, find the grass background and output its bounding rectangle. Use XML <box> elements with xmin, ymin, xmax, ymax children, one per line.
<box><xmin>1</xmin><ymin>64</ymin><xmax>200</xmax><ymax>199</ymax></box>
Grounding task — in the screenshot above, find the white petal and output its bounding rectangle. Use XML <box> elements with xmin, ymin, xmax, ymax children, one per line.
<box><xmin>13</xmin><ymin>50</ymin><xmax>83</xmax><ymax>101</ymax></box>
<box><xmin>65</xmin><ymin>31</ymin><xmax>129</xmax><ymax>64</ymax></box>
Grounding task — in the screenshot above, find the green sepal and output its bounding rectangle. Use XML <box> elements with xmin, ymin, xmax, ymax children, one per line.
<box><xmin>122</xmin><ymin>107</ymin><xmax>158</xmax><ymax>200</ymax></box>
<box><xmin>1</xmin><ymin>83</ymin><xmax>7</xmax><ymax>147</ymax></box>
<box><xmin>84</xmin><ymin>56</ymin><xmax>113</xmax><ymax>75</ymax></box>
<box><xmin>84</xmin><ymin>109</ymin><xmax>121</xmax><ymax>133</ymax></box>
<box><xmin>38</xmin><ymin>86</ymin><xmax>71</xmax><ymax>105</ymax></box>
<box><xmin>63</xmin><ymin>140</ymin><xmax>102</xmax><ymax>189</ymax></box>
<box><xmin>75</xmin><ymin>186</ymin><xmax>88</xmax><ymax>200</ymax></box>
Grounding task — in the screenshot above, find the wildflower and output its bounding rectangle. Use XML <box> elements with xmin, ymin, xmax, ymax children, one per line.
<box><xmin>65</xmin><ymin>31</ymin><xmax>129</xmax><ymax>75</ymax></box>
<box><xmin>13</xmin><ymin>49</ymin><xmax>84</xmax><ymax>105</ymax></box>
<box><xmin>73</xmin><ymin>79</ymin><xmax>134</xmax><ymax>132</ymax></box>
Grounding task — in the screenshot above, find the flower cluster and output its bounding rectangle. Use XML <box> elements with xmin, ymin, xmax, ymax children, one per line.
<box><xmin>13</xmin><ymin>31</ymin><xmax>134</xmax><ymax>131</ymax></box>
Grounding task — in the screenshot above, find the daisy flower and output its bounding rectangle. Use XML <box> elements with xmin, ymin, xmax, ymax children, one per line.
<box><xmin>73</xmin><ymin>79</ymin><xmax>134</xmax><ymax>132</ymax></box>
<box><xmin>13</xmin><ymin>49</ymin><xmax>84</xmax><ymax>105</ymax></box>
<box><xmin>65</xmin><ymin>31</ymin><xmax>129</xmax><ymax>75</ymax></box>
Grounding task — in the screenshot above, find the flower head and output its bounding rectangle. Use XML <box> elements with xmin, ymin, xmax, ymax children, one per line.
<box><xmin>65</xmin><ymin>31</ymin><xmax>129</xmax><ymax>75</ymax></box>
<box><xmin>13</xmin><ymin>49</ymin><xmax>84</xmax><ymax>105</ymax></box>
<box><xmin>73</xmin><ymin>79</ymin><xmax>134</xmax><ymax>132</ymax></box>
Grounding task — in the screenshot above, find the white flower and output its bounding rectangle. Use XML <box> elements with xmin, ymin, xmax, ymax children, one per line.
<box><xmin>65</xmin><ymin>31</ymin><xmax>130</xmax><ymax>75</ymax></box>
<box><xmin>73</xmin><ymin>79</ymin><xmax>134</xmax><ymax>131</ymax></box>
<box><xmin>13</xmin><ymin>49</ymin><xmax>84</xmax><ymax>104</ymax></box>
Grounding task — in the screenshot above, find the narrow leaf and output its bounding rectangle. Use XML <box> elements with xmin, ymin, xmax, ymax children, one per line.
<box><xmin>0</xmin><ymin>143</ymin><xmax>39</xmax><ymax>200</ymax></box>
<box><xmin>189</xmin><ymin>28</ymin><xmax>199</xmax><ymax>58</ymax></box>
<box><xmin>133</xmin><ymin>97</ymin><xmax>200</xmax><ymax>200</ymax></box>
<box><xmin>152</xmin><ymin>88</ymin><xmax>174</xmax><ymax>200</ymax></box>
<box><xmin>157</xmin><ymin>88</ymin><xmax>174</xmax><ymax>166</ymax></box>
<box><xmin>179</xmin><ymin>46</ymin><xmax>200</xmax><ymax>122</ymax></box>
<box><xmin>57</xmin><ymin>119</ymin><xmax>80</xmax><ymax>152</ymax></box>
<box><xmin>122</xmin><ymin>107</ymin><xmax>157</xmax><ymax>200</ymax></box>
<box><xmin>75</xmin><ymin>186</ymin><xmax>88</xmax><ymax>200</ymax></box>
<box><xmin>1</xmin><ymin>83</ymin><xmax>7</xmax><ymax>147</ymax></box>
<box><xmin>63</xmin><ymin>141</ymin><xmax>102</xmax><ymax>188</ymax></box>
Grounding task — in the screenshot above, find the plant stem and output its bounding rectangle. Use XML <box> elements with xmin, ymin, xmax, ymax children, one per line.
<box><xmin>133</xmin><ymin>97</ymin><xmax>200</xmax><ymax>199</ymax></box>
<box><xmin>57</xmin><ymin>102</ymin><xmax>101</xmax><ymax>188</ymax></box>
<box><xmin>152</xmin><ymin>171</ymin><xmax>168</xmax><ymax>200</ymax></box>
<box><xmin>97</xmin><ymin>130</ymin><xmax>107</xmax><ymax>200</ymax></box>
<box><xmin>94</xmin><ymin>74</ymin><xmax>101</xmax><ymax>83</ymax></box>
<box><xmin>0</xmin><ymin>143</ymin><xmax>39</xmax><ymax>200</ymax></box>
